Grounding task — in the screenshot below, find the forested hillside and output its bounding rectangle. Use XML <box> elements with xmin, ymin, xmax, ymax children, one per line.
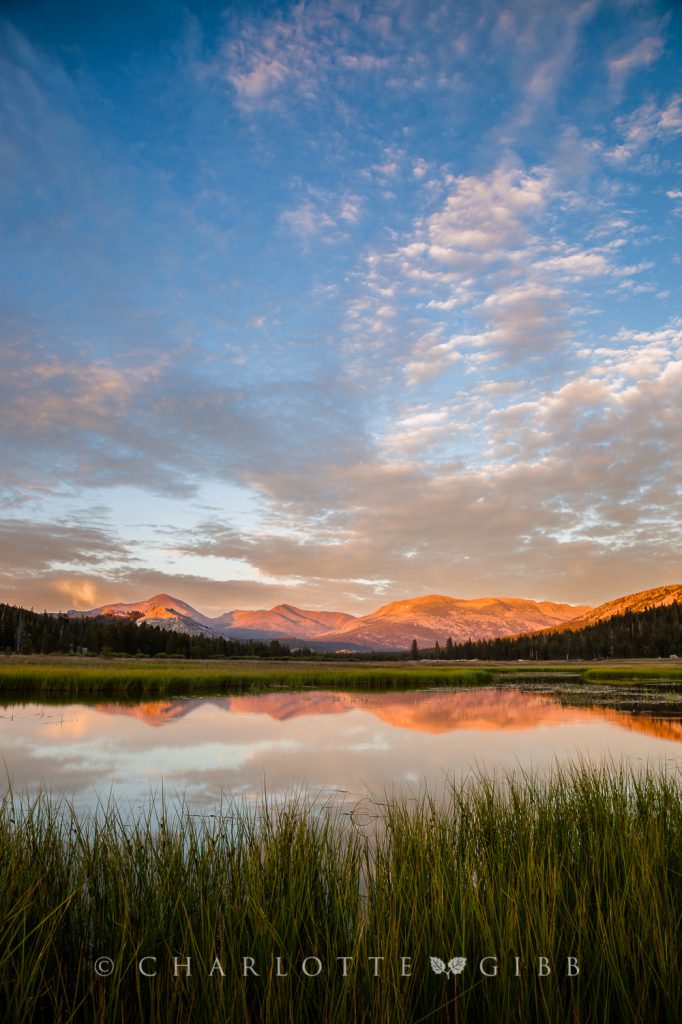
<box><xmin>429</xmin><ymin>602</ymin><xmax>682</xmax><ymax>661</ymax></box>
<box><xmin>0</xmin><ymin>604</ymin><xmax>293</xmax><ymax>659</ymax></box>
<box><xmin>2</xmin><ymin>600</ymin><xmax>681</xmax><ymax>661</ymax></box>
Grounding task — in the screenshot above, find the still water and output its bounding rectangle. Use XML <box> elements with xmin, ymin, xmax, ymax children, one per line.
<box><xmin>1</xmin><ymin>683</ymin><xmax>682</xmax><ymax>811</ymax></box>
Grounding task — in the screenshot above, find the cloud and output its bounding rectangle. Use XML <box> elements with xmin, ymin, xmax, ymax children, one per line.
<box><xmin>220</xmin><ymin>10</ymin><xmax>313</xmax><ymax>108</ymax></box>
<box><xmin>378</xmin><ymin>405</ymin><xmax>454</xmax><ymax>453</ymax></box>
<box><xmin>0</xmin><ymin>333</ymin><xmax>370</xmax><ymax>501</ymax></box>
<box><xmin>422</xmin><ymin>166</ymin><xmax>549</xmax><ymax>262</ymax></box>
<box><xmin>338</xmin><ymin>193</ymin><xmax>363</xmax><ymax>223</ymax></box>
<box><xmin>0</xmin><ymin>518</ymin><xmax>131</xmax><ymax>576</ymax></box>
<box><xmin>532</xmin><ymin>250</ymin><xmax>611</xmax><ymax>279</ymax></box>
<box><xmin>608</xmin><ymin>36</ymin><xmax>664</xmax><ymax>99</ymax></box>
<box><xmin>280</xmin><ymin>199</ymin><xmax>337</xmax><ymax>239</ymax></box>
<box><xmin>1</xmin><ymin>2</ymin><xmax>680</xmax><ymax>616</ymax></box>
<box><xmin>273</xmin><ymin>323</ymin><xmax>682</xmax><ymax>602</ymax></box>
<box><xmin>341</xmin><ymin>139</ymin><xmax>665</xmax><ymax>390</ymax></box>
<box><xmin>228</xmin><ymin>56</ymin><xmax>289</xmax><ymax>102</ymax></box>
<box><xmin>135</xmin><ymin>319</ymin><xmax>679</xmax><ymax>611</ymax></box>
<box><xmin>605</xmin><ymin>94</ymin><xmax>682</xmax><ymax>164</ymax></box>
<box><xmin>280</xmin><ymin>189</ymin><xmax>363</xmax><ymax>240</ymax></box>
<box><xmin>217</xmin><ymin>1</ymin><xmax>404</xmax><ymax>111</ymax></box>
<box><xmin>508</xmin><ymin>0</ymin><xmax>599</xmax><ymax>130</ymax></box>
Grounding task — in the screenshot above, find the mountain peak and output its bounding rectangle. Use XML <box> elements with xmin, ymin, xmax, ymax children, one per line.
<box><xmin>63</xmin><ymin>584</ymin><xmax>681</xmax><ymax>652</ymax></box>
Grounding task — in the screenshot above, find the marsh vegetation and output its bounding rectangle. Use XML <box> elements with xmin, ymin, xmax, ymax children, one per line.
<box><xmin>1</xmin><ymin>765</ymin><xmax>681</xmax><ymax>1022</ymax></box>
<box><xmin>1</xmin><ymin>656</ymin><xmax>681</xmax><ymax>696</ymax></box>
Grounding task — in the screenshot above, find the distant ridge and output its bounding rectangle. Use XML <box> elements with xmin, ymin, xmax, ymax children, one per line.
<box><xmin>39</xmin><ymin>583</ymin><xmax>682</xmax><ymax>651</ymax></box>
<box><xmin>67</xmin><ymin>593</ymin><xmax>220</xmax><ymax>638</ymax></box>
<box><xmin>67</xmin><ymin>595</ymin><xmax>357</xmax><ymax>643</ymax></box>
<box><xmin>537</xmin><ymin>584</ymin><xmax>682</xmax><ymax>634</ymax></box>
<box><xmin>317</xmin><ymin>593</ymin><xmax>591</xmax><ymax>649</ymax></box>
<box><xmin>66</xmin><ymin>591</ymin><xmax>591</xmax><ymax>649</ymax></box>
<box><xmin>212</xmin><ymin>604</ymin><xmax>356</xmax><ymax>640</ymax></box>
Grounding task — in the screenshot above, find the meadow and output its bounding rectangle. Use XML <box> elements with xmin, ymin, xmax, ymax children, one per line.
<box><xmin>0</xmin><ymin>654</ymin><xmax>681</xmax><ymax>695</ymax></box>
<box><xmin>1</xmin><ymin>764</ymin><xmax>681</xmax><ymax>1022</ymax></box>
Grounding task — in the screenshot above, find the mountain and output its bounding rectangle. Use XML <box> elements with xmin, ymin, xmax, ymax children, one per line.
<box><xmin>318</xmin><ymin>594</ymin><xmax>591</xmax><ymax>650</ymax></box>
<box><xmin>539</xmin><ymin>584</ymin><xmax>682</xmax><ymax>634</ymax></box>
<box><xmin>45</xmin><ymin>583</ymin><xmax>682</xmax><ymax>654</ymax></box>
<box><xmin>212</xmin><ymin>604</ymin><xmax>356</xmax><ymax>640</ymax></box>
<box><xmin>66</xmin><ymin>591</ymin><xmax>591</xmax><ymax>649</ymax></box>
<box><xmin>443</xmin><ymin>590</ymin><xmax>682</xmax><ymax>661</ymax></box>
<box><xmin>67</xmin><ymin>595</ymin><xmax>356</xmax><ymax>642</ymax></box>
<box><xmin>66</xmin><ymin>594</ymin><xmax>222</xmax><ymax>637</ymax></box>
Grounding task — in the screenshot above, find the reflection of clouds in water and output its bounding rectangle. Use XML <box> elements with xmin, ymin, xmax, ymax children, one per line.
<box><xmin>1</xmin><ymin>690</ymin><xmax>682</xmax><ymax>812</ymax></box>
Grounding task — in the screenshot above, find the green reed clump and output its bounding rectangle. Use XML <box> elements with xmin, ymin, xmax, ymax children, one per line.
<box><xmin>1</xmin><ymin>764</ymin><xmax>681</xmax><ymax>1022</ymax></box>
<box><xmin>584</xmin><ymin>666</ymin><xmax>682</xmax><ymax>683</ymax></box>
<box><xmin>0</xmin><ymin>661</ymin><xmax>496</xmax><ymax>695</ymax></box>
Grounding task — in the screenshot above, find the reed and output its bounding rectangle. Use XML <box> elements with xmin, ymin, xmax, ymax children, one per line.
<box><xmin>2</xmin><ymin>657</ymin><xmax>681</xmax><ymax>698</ymax></box>
<box><xmin>584</xmin><ymin>665</ymin><xmax>682</xmax><ymax>682</ymax></box>
<box><xmin>1</xmin><ymin>764</ymin><xmax>680</xmax><ymax>1022</ymax></box>
<box><xmin>0</xmin><ymin>661</ymin><xmax>497</xmax><ymax>695</ymax></box>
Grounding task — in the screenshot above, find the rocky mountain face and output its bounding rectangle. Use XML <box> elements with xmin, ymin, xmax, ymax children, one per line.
<box><xmin>67</xmin><ymin>590</ymin><xmax>592</xmax><ymax>649</ymax></box>
<box><xmin>540</xmin><ymin>584</ymin><xmax>682</xmax><ymax>634</ymax></box>
<box><xmin>211</xmin><ymin>604</ymin><xmax>356</xmax><ymax>640</ymax></box>
<box><xmin>67</xmin><ymin>594</ymin><xmax>220</xmax><ymax>637</ymax></box>
<box><xmin>68</xmin><ymin>595</ymin><xmax>356</xmax><ymax>642</ymax></box>
<box><xmin>317</xmin><ymin>594</ymin><xmax>592</xmax><ymax>649</ymax></box>
<box><xmin>68</xmin><ymin>585</ymin><xmax>682</xmax><ymax>650</ymax></box>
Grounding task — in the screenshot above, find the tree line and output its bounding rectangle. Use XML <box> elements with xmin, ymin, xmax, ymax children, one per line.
<box><xmin>411</xmin><ymin>601</ymin><xmax>682</xmax><ymax>661</ymax></box>
<box><xmin>0</xmin><ymin>604</ymin><xmax>299</xmax><ymax>659</ymax></box>
<box><xmin>2</xmin><ymin>599</ymin><xmax>681</xmax><ymax>661</ymax></box>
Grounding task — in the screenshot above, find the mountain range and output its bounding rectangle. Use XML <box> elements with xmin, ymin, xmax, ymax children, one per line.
<box><xmin>94</xmin><ymin>691</ymin><xmax>682</xmax><ymax>742</ymax></box>
<box><xmin>66</xmin><ymin>584</ymin><xmax>681</xmax><ymax>652</ymax></box>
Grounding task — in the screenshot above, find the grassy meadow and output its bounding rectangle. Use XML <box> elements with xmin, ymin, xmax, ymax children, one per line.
<box><xmin>0</xmin><ymin>654</ymin><xmax>681</xmax><ymax>696</ymax></box>
<box><xmin>1</xmin><ymin>764</ymin><xmax>681</xmax><ymax>1023</ymax></box>
<box><xmin>2</xmin><ymin>654</ymin><xmax>682</xmax><ymax>1020</ymax></box>
<box><xmin>0</xmin><ymin>656</ymin><xmax>498</xmax><ymax>695</ymax></box>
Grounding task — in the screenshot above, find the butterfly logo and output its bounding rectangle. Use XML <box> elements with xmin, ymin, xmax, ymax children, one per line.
<box><xmin>430</xmin><ymin>956</ymin><xmax>467</xmax><ymax>976</ymax></box>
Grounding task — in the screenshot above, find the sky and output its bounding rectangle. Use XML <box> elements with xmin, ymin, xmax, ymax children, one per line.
<box><xmin>0</xmin><ymin>0</ymin><xmax>681</xmax><ymax>617</ymax></box>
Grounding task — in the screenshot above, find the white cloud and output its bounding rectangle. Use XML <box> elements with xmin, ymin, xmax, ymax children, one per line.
<box><xmin>533</xmin><ymin>250</ymin><xmax>611</xmax><ymax>279</ymax></box>
<box><xmin>659</xmin><ymin>94</ymin><xmax>682</xmax><ymax>131</ymax></box>
<box><xmin>423</xmin><ymin>166</ymin><xmax>549</xmax><ymax>261</ymax></box>
<box><xmin>608</xmin><ymin>36</ymin><xmax>664</xmax><ymax>99</ymax></box>
<box><xmin>605</xmin><ymin>94</ymin><xmax>682</xmax><ymax>163</ymax></box>
<box><xmin>228</xmin><ymin>57</ymin><xmax>289</xmax><ymax>102</ymax></box>
<box><xmin>280</xmin><ymin>199</ymin><xmax>336</xmax><ymax>239</ymax></box>
<box><xmin>412</xmin><ymin>158</ymin><xmax>429</xmax><ymax>179</ymax></box>
<box><xmin>338</xmin><ymin>193</ymin><xmax>363</xmax><ymax>223</ymax></box>
<box><xmin>340</xmin><ymin>151</ymin><xmax>656</xmax><ymax>389</ymax></box>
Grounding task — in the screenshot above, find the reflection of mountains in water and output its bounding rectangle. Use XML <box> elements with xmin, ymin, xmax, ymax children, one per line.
<box><xmin>95</xmin><ymin>689</ymin><xmax>682</xmax><ymax>742</ymax></box>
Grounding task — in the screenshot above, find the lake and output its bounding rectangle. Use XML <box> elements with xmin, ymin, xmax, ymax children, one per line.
<box><xmin>2</xmin><ymin>680</ymin><xmax>682</xmax><ymax>812</ymax></box>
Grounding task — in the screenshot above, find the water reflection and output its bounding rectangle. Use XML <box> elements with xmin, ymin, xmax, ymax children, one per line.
<box><xmin>92</xmin><ymin>687</ymin><xmax>682</xmax><ymax>736</ymax></box>
<box><xmin>1</xmin><ymin>687</ymin><xmax>681</xmax><ymax>810</ymax></box>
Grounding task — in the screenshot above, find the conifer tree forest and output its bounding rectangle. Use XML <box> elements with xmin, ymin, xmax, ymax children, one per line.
<box><xmin>0</xmin><ymin>601</ymin><xmax>680</xmax><ymax>661</ymax></box>
<box><xmin>0</xmin><ymin>605</ymin><xmax>294</xmax><ymax>659</ymax></box>
<box><xmin>431</xmin><ymin>602</ymin><xmax>682</xmax><ymax>661</ymax></box>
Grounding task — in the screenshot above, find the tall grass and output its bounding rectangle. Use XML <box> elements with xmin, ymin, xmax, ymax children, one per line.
<box><xmin>2</xmin><ymin>658</ymin><xmax>681</xmax><ymax>697</ymax></box>
<box><xmin>1</xmin><ymin>764</ymin><xmax>681</xmax><ymax>1022</ymax></box>
<box><xmin>584</xmin><ymin>666</ymin><xmax>682</xmax><ymax>682</ymax></box>
<box><xmin>0</xmin><ymin>662</ymin><xmax>497</xmax><ymax>695</ymax></box>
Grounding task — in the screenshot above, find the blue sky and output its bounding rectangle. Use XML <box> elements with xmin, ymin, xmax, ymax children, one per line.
<box><xmin>1</xmin><ymin>0</ymin><xmax>680</xmax><ymax>615</ymax></box>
